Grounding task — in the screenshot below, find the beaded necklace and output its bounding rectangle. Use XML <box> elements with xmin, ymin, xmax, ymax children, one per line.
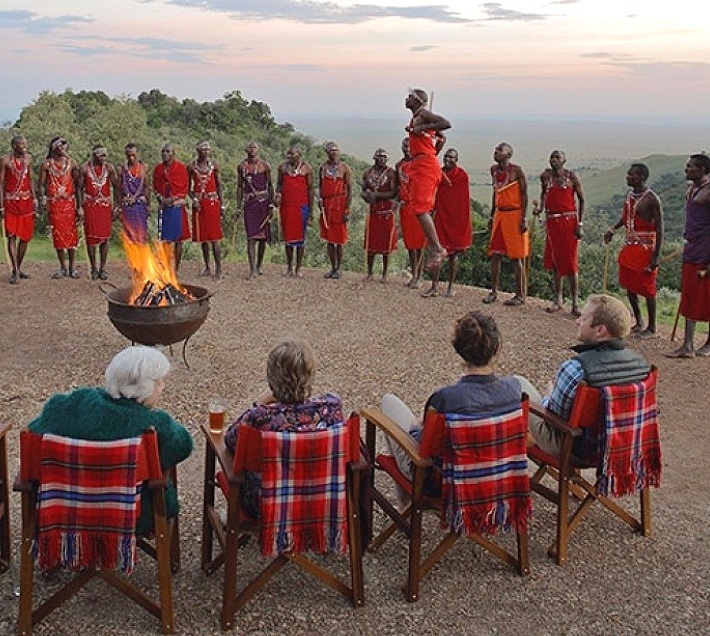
<box><xmin>7</xmin><ymin>154</ymin><xmax>29</xmax><ymax>197</ymax></box>
<box><xmin>87</xmin><ymin>161</ymin><xmax>108</xmax><ymax>191</ymax></box>
<box><xmin>193</xmin><ymin>159</ymin><xmax>213</xmax><ymax>193</ymax></box>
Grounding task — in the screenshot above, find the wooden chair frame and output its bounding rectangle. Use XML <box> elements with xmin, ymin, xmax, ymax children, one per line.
<box><xmin>15</xmin><ymin>428</ymin><xmax>180</xmax><ymax>635</ymax></box>
<box><xmin>363</xmin><ymin>405</ymin><xmax>530</xmax><ymax>603</ymax></box>
<box><xmin>0</xmin><ymin>423</ymin><xmax>11</xmax><ymax>574</ymax></box>
<box><xmin>527</xmin><ymin>366</ymin><xmax>658</xmax><ymax>566</ymax></box>
<box><xmin>201</xmin><ymin>417</ymin><xmax>365</xmax><ymax>631</ymax></box>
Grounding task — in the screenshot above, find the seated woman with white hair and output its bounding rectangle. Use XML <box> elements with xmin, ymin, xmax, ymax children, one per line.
<box><xmin>28</xmin><ymin>345</ymin><xmax>193</xmax><ymax>534</ymax></box>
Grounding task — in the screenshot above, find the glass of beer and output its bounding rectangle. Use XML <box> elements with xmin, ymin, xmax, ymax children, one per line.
<box><xmin>209</xmin><ymin>398</ymin><xmax>227</xmax><ymax>434</ymax></box>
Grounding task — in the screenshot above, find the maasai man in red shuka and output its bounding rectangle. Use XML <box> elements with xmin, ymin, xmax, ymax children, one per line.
<box><xmin>80</xmin><ymin>144</ymin><xmax>118</xmax><ymax>280</ymax></box>
<box><xmin>485</xmin><ymin>142</ymin><xmax>529</xmax><ymax>307</ymax></box>
<box><xmin>423</xmin><ymin>148</ymin><xmax>472</xmax><ymax>298</ymax></box>
<box><xmin>275</xmin><ymin>146</ymin><xmax>313</xmax><ymax>278</ymax></box>
<box><xmin>396</xmin><ymin>138</ymin><xmax>425</xmax><ymax>288</ymax></box>
<box><xmin>666</xmin><ymin>154</ymin><xmax>710</xmax><ymax>358</ymax></box>
<box><xmin>405</xmin><ymin>88</ymin><xmax>451</xmax><ymax>275</ymax></box>
<box><xmin>362</xmin><ymin>148</ymin><xmax>397</xmax><ymax>283</ymax></box>
<box><xmin>237</xmin><ymin>141</ymin><xmax>274</xmax><ymax>279</ymax></box>
<box><xmin>188</xmin><ymin>141</ymin><xmax>224</xmax><ymax>280</ymax></box>
<box><xmin>39</xmin><ymin>136</ymin><xmax>82</xmax><ymax>279</ymax></box>
<box><xmin>153</xmin><ymin>143</ymin><xmax>191</xmax><ymax>272</ymax></box>
<box><xmin>0</xmin><ymin>135</ymin><xmax>37</xmax><ymax>284</ymax></box>
<box><xmin>318</xmin><ymin>141</ymin><xmax>352</xmax><ymax>280</ymax></box>
<box><xmin>604</xmin><ymin>163</ymin><xmax>663</xmax><ymax>339</ymax></box>
<box><xmin>538</xmin><ymin>150</ymin><xmax>585</xmax><ymax>316</ymax></box>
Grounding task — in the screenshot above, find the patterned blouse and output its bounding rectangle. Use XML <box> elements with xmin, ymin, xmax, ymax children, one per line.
<box><xmin>224</xmin><ymin>393</ymin><xmax>344</xmax><ymax>451</ymax></box>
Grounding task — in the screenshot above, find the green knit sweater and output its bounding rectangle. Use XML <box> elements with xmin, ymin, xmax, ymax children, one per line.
<box><xmin>29</xmin><ymin>387</ymin><xmax>193</xmax><ymax>534</ymax></box>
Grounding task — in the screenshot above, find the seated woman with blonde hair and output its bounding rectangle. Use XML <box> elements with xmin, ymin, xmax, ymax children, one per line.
<box><xmin>224</xmin><ymin>339</ymin><xmax>345</xmax><ymax>516</ymax></box>
<box><xmin>28</xmin><ymin>345</ymin><xmax>193</xmax><ymax>534</ymax></box>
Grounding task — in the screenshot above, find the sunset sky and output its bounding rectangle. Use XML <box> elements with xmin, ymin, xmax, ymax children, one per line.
<box><xmin>1</xmin><ymin>0</ymin><xmax>708</xmax><ymax>126</ymax></box>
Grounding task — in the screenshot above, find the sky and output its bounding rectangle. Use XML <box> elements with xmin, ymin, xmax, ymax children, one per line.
<box><xmin>1</xmin><ymin>0</ymin><xmax>709</xmax><ymax>128</ymax></box>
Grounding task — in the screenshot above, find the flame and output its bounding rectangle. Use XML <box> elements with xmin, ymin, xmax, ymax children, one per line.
<box><xmin>121</xmin><ymin>233</ymin><xmax>190</xmax><ymax>305</ymax></box>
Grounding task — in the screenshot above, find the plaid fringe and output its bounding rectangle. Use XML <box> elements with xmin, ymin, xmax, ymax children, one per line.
<box><xmin>259</xmin><ymin>427</ymin><xmax>349</xmax><ymax>557</ymax></box>
<box><xmin>598</xmin><ymin>376</ymin><xmax>662</xmax><ymax>497</ymax></box>
<box><xmin>442</xmin><ymin>407</ymin><xmax>532</xmax><ymax>537</ymax></box>
<box><xmin>36</xmin><ymin>434</ymin><xmax>142</xmax><ymax>573</ymax></box>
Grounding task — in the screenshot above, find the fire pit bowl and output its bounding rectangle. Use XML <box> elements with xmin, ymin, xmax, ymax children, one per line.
<box><xmin>101</xmin><ymin>283</ymin><xmax>213</xmax><ymax>349</ymax></box>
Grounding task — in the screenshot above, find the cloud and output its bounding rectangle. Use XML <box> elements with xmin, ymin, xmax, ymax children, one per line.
<box><xmin>0</xmin><ymin>9</ymin><xmax>92</xmax><ymax>33</ymax></box>
<box><xmin>60</xmin><ymin>37</ymin><xmax>222</xmax><ymax>65</ymax></box>
<box><xmin>165</xmin><ymin>0</ymin><xmax>472</xmax><ymax>24</ymax></box>
<box><xmin>479</xmin><ymin>3</ymin><xmax>548</xmax><ymax>22</ymax></box>
<box><xmin>410</xmin><ymin>45</ymin><xmax>440</xmax><ymax>52</ymax></box>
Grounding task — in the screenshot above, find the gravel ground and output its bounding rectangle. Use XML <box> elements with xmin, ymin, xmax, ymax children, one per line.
<box><xmin>0</xmin><ymin>260</ymin><xmax>708</xmax><ymax>635</ymax></box>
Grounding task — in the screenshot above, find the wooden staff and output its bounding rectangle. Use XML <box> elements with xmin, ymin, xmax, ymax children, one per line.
<box><xmin>670</xmin><ymin>299</ymin><xmax>682</xmax><ymax>342</ymax></box>
<box><xmin>524</xmin><ymin>200</ymin><xmax>539</xmax><ymax>298</ymax></box>
<box><xmin>603</xmin><ymin>241</ymin><xmax>611</xmax><ymax>293</ymax></box>
<box><xmin>0</xmin><ymin>220</ymin><xmax>12</xmax><ymax>274</ymax></box>
<box><xmin>78</xmin><ymin>216</ymin><xmax>92</xmax><ymax>280</ymax></box>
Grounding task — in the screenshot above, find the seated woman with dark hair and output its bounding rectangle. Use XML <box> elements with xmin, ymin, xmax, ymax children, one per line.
<box><xmin>382</xmin><ymin>311</ymin><xmax>522</xmax><ymax>492</ymax></box>
<box><xmin>28</xmin><ymin>345</ymin><xmax>193</xmax><ymax>534</ymax></box>
<box><xmin>224</xmin><ymin>339</ymin><xmax>344</xmax><ymax>517</ymax></box>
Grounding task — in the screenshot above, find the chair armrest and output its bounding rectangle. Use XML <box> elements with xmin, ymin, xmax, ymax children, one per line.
<box><xmin>361</xmin><ymin>408</ymin><xmax>430</xmax><ymax>469</ymax></box>
<box><xmin>529</xmin><ymin>402</ymin><xmax>582</xmax><ymax>437</ymax></box>
<box><xmin>200</xmin><ymin>422</ymin><xmax>244</xmax><ymax>484</ymax></box>
<box><xmin>0</xmin><ymin>422</ymin><xmax>11</xmax><ymax>438</ymax></box>
<box><xmin>13</xmin><ymin>475</ymin><xmax>35</xmax><ymax>493</ymax></box>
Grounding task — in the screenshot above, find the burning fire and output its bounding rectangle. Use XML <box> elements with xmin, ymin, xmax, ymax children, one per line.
<box><xmin>122</xmin><ymin>234</ymin><xmax>195</xmax><ymax>306</ymax></box>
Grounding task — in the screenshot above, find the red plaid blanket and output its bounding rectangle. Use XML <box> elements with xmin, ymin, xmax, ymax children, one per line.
<box><xmin>259</xmin><ymin>426</ymin><xmax>349</xmax><ymax>557</ymax></box>
<box><xmin>442</xmin><ymin>405</ymin><xmax>532</xmax><ymax>536</ymax></box>
<box><xmin>598</xmin><ymin>373</ymin><xmax>662</xmax><ymax>497</ymax></box>
<box><xmin>37</xmin><ymin>434</ymin><xmax>142</xmax><ymax>573</ymax></box>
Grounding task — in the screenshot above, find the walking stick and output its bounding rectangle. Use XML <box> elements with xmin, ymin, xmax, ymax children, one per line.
<box><xmin>670</xmin><ymin>299</ymin><xmax>682</xmax><ymax>342</ymax></box>
<box><xmin>603</xmin><ymin>241</ymin><xmax>611</xmax><ymax>293</ymax></box>
<box><xmin>524</xmin><ymin>200</ymin><xmax>538</xmax><ymax>299</ymax></box>
<box><xmin>0</xmin><ymin>220</ymin><xmax>13</xmax><ymax>274</ymax></box>
<box><xmin>79</xmin><ymin>221</ymin><xmax>92</xmax><ymax>280</ymax></box>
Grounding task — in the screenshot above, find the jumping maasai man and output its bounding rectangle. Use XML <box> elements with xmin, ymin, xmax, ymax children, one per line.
<box><xmin>79</xmin><ymin>144</ymin><xmax>118</xmax><ymax>280</ymax></box>
<box><xmin>153</xmin><ymin>143</ymin><xmax>191</xmax><ymax>272</ymax></box>
<box><xmin>318</xmin><ymin>141</ymin><xmax>351</xmax><ymax>279</ymax></box>
<box><xmin>404</xmin><ymin>88</ymin><xmax>450</xmax><ymax>274</ymax></box>
<box><xmin>237</xmin><ymin>141</ymin><xmax>274</xmax><ymax>279</ymax></box>
<box><xmin>485</xmin><ymin>142</ymin><xmax>529</xmax><ymax>307</ymax></box>
<box><xmin>0</xmin><ymin>135</ymin><xmax>37</xmax><ymax>284</ymax></box>
<box><xmin>39</xmin><ymin>136</ymin><xmax>81</xmax><ymax>279</ymax></box>
<box><xmin>188</xmin><ymin>141</ymin><xmax>224</xmax><ymax>279</ymax></box>
<box><xmin>275</xmin><ymin>146</ymin><xmax>313</xmax><ymax>278</ymax></box>
<box><xmin>362</xmin><ymin>148</ymin><xmax>397</xmax><ymax>282</ymax></box>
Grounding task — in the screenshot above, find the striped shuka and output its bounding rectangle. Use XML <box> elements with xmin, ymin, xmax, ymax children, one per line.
<box><xmin>259</xmin><ymin>426</ymin><xmax>349</xmax><ymax>557</ymax></box>
<box><xmin>442</xmin><ymin>405</ymin><xmax>532</xmax><ymax>536</ymax></box>
<box><xmin>598</xmin><ymin>374</ymin><xmax>662</xmax><ymax>497</ymax></box>
<box><xmin>36</xmin><ymin>434</ymin><xmax>142</xmax><ymax>573</ymax></box>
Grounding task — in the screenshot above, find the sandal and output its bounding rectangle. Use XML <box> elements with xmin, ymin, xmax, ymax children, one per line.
<box><xmin>504</xmin><ymin>294</ymin><xmax>525</xmax><ymax>307</ymax></box>
<box><xmin>546</xmin><ymin>303</ymin><xmax>562</xmax><ymax>314</ymax></box>
<box><xmin>570</xmin><ymin>307</ymin><xmax>581</xmax><ymax>317</ymax></box>
<box><xmin>421</xmin><ymin>288</ymin><xmax>439</xmax><ymax>298</ymax></box>
<box><xmin>51</xmin><ymin>269</ymin><xmax>67</xmax><ymax>279</ymax></box>
<box><xmin>482</xmin><ymin>291</ymin><xmax>498</xmax><ymax>304</ymax></box>
<box><xmin>664</xmin><ymin>348</ymin><xmax>694</xmax><ymax>359</ymax></box>
<box><xmin>695</xmin><ymin>345</ymin><xmax>710</xmax><ymax>357</ymax></box>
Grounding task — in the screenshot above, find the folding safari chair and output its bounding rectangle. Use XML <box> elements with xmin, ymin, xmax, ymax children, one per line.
<box><xmin>15</xmin><ymin>428</ymin><xmax>180</xmax><ymax>635</ymax></box>
<box><xmin>201</xmin><ymin>414</ymin><xmax>365</xmax><ymax>631</ymax></box>
<box><xmin>528</xmin><ymin>366</ymin><xmax>661</xmax><ymax>565</ymax></box>
<box><xmin>0</xmin><ymin>423</ymin><xmax>10</xmax><ymax>574</ymax></box>
<box><xmin>362</xmin><ymin>399</ymin><xmax>532</xmax><ymax>603</ymax></box>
